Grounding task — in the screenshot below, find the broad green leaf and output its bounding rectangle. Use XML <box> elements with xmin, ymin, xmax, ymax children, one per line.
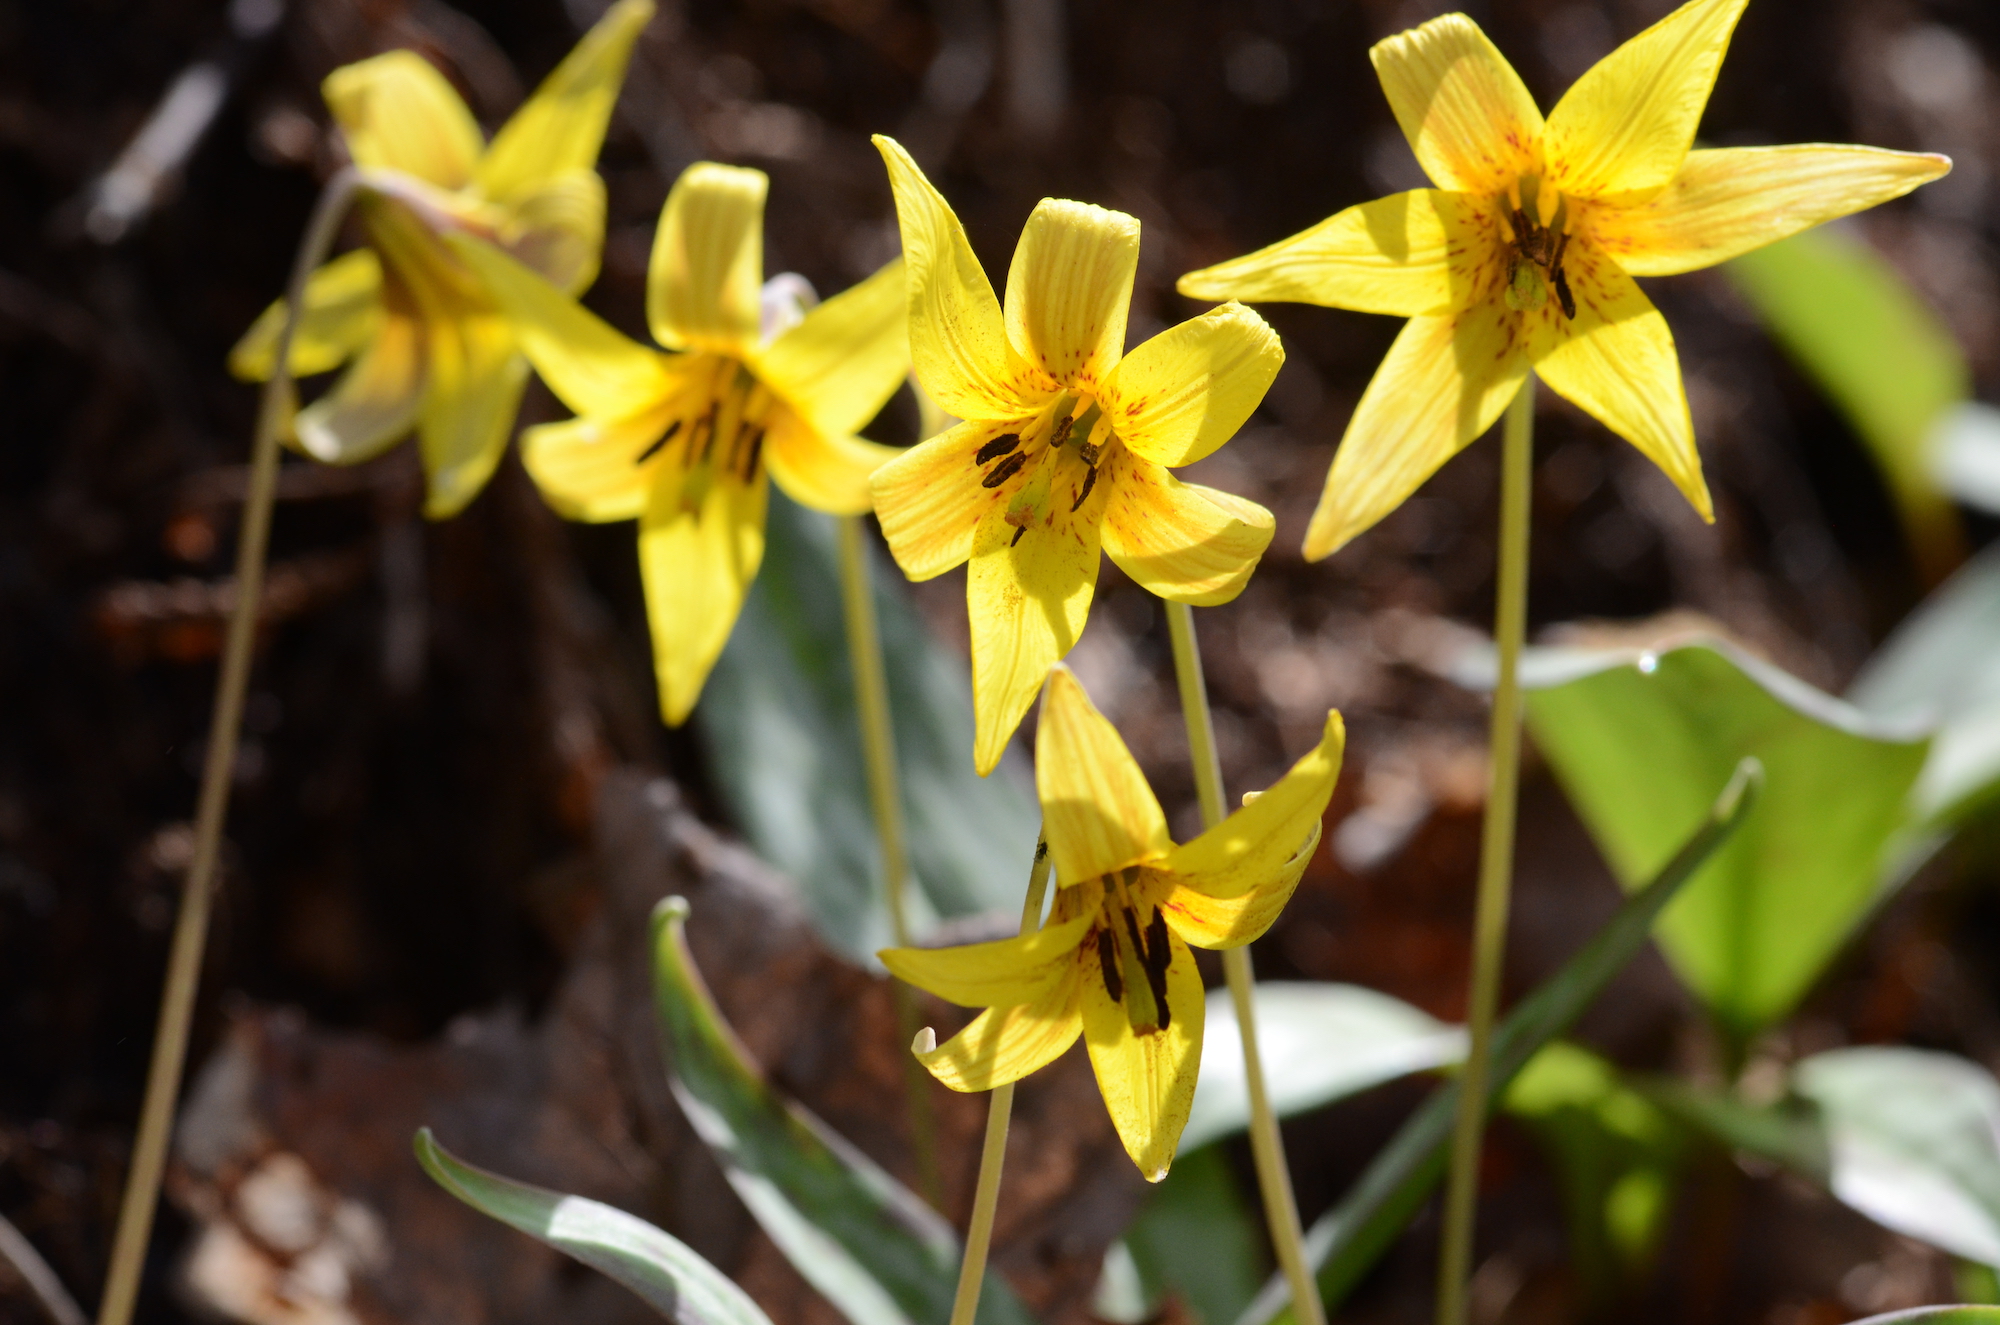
<box><xmin>1181</xmin><ymin>983</ymin><xmax>1464</xmax><ymax>1154</ymax></box>
<box><xmin>649</xmin><ymin>897</ymin><xmax>1034</xmax><ymax>1325</ymax></box>
<box><xmin>1726</xmin><ymin>226</ymin><xmax>1967</xmax><ymax>580</ymax></box>
<box><xmin>697</xmin><ymin>490</ymin><xmax>1039</xmax><ymax>964</ymax></box>
<box><xmin>1520</xmin><ymin>640</ymin><xmax>1929</xmax><ymax>1039</ymax></box>
<box><xmin>1121</xmin><ymin>1146</ymin><xmax>1269</xmax><ymax>1325</ymax></box>
<box><xmin>1234</xmin><ymin>759</ymin><xmax>1760</xmax><ymax>1325</ymax></box>
<box><xmin>413</xmin><ymin>1128</ymin><xmax>773</xmax><ymax>1325</ymax></box>
<box><xmin>1850</xmin><ymin>541</ymin><xmax>2000</xmax><ymax>823</ymax></box>
<box><xmin>1502</xmin><ymin>1043</ymin><xmax>1684</xmax><ymax>1298</ymax></box>
<box><xmin>1847</xmin><ymin>1311</ymin><xmax>2000</xmax><ymax>1325</ymax></box>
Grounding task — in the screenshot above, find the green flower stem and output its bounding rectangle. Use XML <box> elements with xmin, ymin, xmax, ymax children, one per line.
<box><xmin>1436</xmin><ymin>378</ymin><xmax>1537</xmax><ymax>1325</ymax></box>
<box><xmin>945</xmin><ymin>830</ymin><xmax>1052</xmax><ymax>1325</ymax></box>
<box><xmin>834</xmin><ymin>513</ymin><xmax>942</xmax><ymax>1206</ymax></box>
<box><xmin>96</xmin><ymin>167</ymin><xmax>362</xmax><ymax>1325</ymax></box>
<box><xmin>1165</xmin><ymin>600</ymin><xmax>1326</xmax><ymax>1325</ymax></box>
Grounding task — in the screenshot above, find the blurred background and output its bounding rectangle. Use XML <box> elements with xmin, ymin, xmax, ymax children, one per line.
<box><xmin>2</xmin><ymin>1</ymin><xmax>1998</xmax><ymax>1324</ymax></box>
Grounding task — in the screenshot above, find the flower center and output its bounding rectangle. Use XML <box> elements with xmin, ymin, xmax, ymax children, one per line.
<box><xmin>640</xmin><ymin>356</ymin><xmax>773</xmax><ymax>512</ymax></box>
<box><xmin>1496</xmin><ymin>175</ymin><xmax>1576</xmax><ymax>320</ymax></box>
<box><xmin>1092</xmin><ymin>868</ymin><xmax>1174</xmax><ymax>1036</ymax></box>
<box><xmin>972</xmin><ymin>394</ymin><xmax>1113</xmax><ymax>546</ymax></box>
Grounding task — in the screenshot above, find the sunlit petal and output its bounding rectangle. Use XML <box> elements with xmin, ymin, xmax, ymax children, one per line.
<box><xmin>417</xmin><ymin>309</ymin><xmax>529</xmax><ymax>519</ymax></box>
<box><xmin>475</xmin><ymin>0</ymin><xmax>654</xmax><ymax>202</ymax></box>
<box><xmin>870</xmin><ymin>418</ymin><xmax>1027</xmax><ymax>581</ymax></box>
<box><xmin>916</xmin><ymin>971</ymin><xmax>1084</xmax><ymax>1092</ymax></box>
<box><xmin>648</xmin><ymin>162</ymin><xmax>767</xmax><ymax>356</ymax></box>
<box><xmin>874</xmin><ymin>135</ymin><xmax>1038</xmax><ymax>420</ymax></box>
<box><xmin>295</xmin><ymin>307</ymin><xmax>426</xmax><ymax>464</ymax></box>
<box><xmin>1004</xmin><ymin>199</ymin><xmax>1138</xmax><ymax>392</ymax></box>
<box><xmin>229</xmin><ymin>249</ymin><xmax>383</xmax><ymax>381</ymax></box>
<box><xmin>521</xmin><ymin>400</ymin><xmax>680</xmax><ymax>523</ymax></box>
<box><xmin>1099</xmin><ymin>451</ymin><xmax>1272</xmax><ymax>606</ymax></box>
<box><xmin>1531</xmin><ymin>245</ymin><xmax>1712</xmax><ymax>522</ymax></box>
<box><xmin>753</xmin><ymin>258</ymin><xmax>911</xmax><ymax>440</ymax></box>
<box><xmin>640</xmin><ymin>466</ymin><xmax>770</xmax><ymax>725</ymax></box>
<box><xmin>1156</xmin><ymin>824</ymin><xmax>1317</xmax><ymax>950</ymax></box>
<box><xmin>1370</xmin><ymin>15</ymin><xmax>1543</xmax><ymax>195</ymax></box>
<box><xmin>763</xmin><ymin>405</ymin><xmax>900</xmax><ymax>516</ymax></box>
<box><xmin>1101</xmin><ymin>302</ymin><xmax>1281</xmax><ymax>468</ymax></box>
<box><xmin>1589</xmin><ymin>145</ymin><xmax>1952</xmax><ymax>277</ymax></box>
<box><xmin>1037</xmin><ymin>666</ymin><xmax>1172</xmax><ymax>884</ymax></box>
<box><xmin>1081</xmin><ymin>920</ymin><xmax>1203</xmax><ymax>1182</ymax></box>
<box><xmin>1304</xmin><ymin>300</ymin><xmax>1529</xmax><ymax>561</ymax></box>
<box><xmin>880</xmin><ymin>911</ymin><xmax>1095</xmax><ymax>1008</ymax></box>
<box><xmin>495</xmin><ymin>169</ymin><xmax>609</xmax><ymax>295</ymax></box>
<box><xmin>1165</xmin><ymin>710</ymin><xmax>1344</xmax><ymax>900</ymax></box>
<box><xmin>1542</xmin><ymin>0</ymin><xmax>1749</xmax><ymax>201</ymax></box>
<box><xmin>322</xmin><ymin>51</ymin><xmax>483</xmax><ymax>189</ymax></box>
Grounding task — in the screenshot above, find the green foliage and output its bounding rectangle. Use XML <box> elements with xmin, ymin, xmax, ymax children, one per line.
<box><xmin>413</xmin><ymin>1128</ymin><xmax>775</xmax><ymax>1325</ymax></box>
<box><xmin>697</xmin><ymin>491</ymin><xmax>1040</xmax><ymax>964</ymax></box>
<box><xmin>1235</xmin><ymin>759</ymin><xmax>1758</xmax><ymax>1325</ymax></box>
<box><xmin>1847</xmin><ymin>1311</ymin><xmax>2000</xmax><ymax>1325</ymax></box>
<box><xmin>648</xmin><ymin>896</ymin><xmax>1035</xmax><ymax>1325</ymax></box>
<box><xmin>1521</xmin><ymin>641</ymin><xmax>1929</xmax><ymax>1042</ymax></box>
<box><xmin>1123</xmin><ymin>1147</ymin><xmax>1271</xmax><ymax>1325</ymax></box>
<box><xmin>1502</xmin><ymin>1043</ymin><xmax>1684</xmax><ymax>1300</ymax></box>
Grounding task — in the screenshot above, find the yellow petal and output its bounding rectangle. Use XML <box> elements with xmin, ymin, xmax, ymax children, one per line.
<box><xmin>1081</xmin><ymin>918</ymin><xmax>1203</xmax><ymax>1182</ymax></box>
<box><xmin>870</xmin><ymin>417</ymin><xmax>1025</xmax><ymax>581</ymax></box>
<box><xmin>475</xmin><ymin>0</ymin><xmax>654</xmax><ymax>202</ymax></box>
<box><xmin>1304</xmin><ymin>300</ymin><xmax>1529</xmax><ymax>560</ymax></box>
<box><xmin>295</xmin><ymin>307</ymin><xmax>426</xmax><ymax>464</ymax></box>
<box><xmin>1164</xmin><ymin>710</ymin><xmax>1344</xmax><ymax>900</ymax></box>
<box><xmin>1531</xmin><ymin>244</ymin><xmax>1712</xmax><ymax>521</ymax></box>
<box><xmin>322</xmin><ymin>51</ymin><xmax>483</xmax><ymax>189</ymax></box>
<box><xmin>1100</xmin><ymin>301</ymin><xmax>1282</xmax><ymax>468</ymax></box>
<box><xmin>753</xmin><ymin>258</ymin><xmax>911</xmax><ymax>439</ymax></box>
<box><xmin>1371</xmin><ymin>15</ymin><xmax>1543</xmax><ymax>196</ymax></box>
<box><xmin>446</xmin><ymin>231</ymin><xmax>675</xmax><ymax>418</ymax></box>
<box><xmin>229</xmin><ymin>249</ymin><xmax>383</xmax><ymax>381</ymax></box>
<box><xmin>417</xmin><ymin>310</ymin><xmax>530</xmax><ymax>519</ymax></box>
<box><xmin>1037</xmin><ymin>665</ymin><xmax>1172</xmax><ymax>883</ymax></box>
<box><xmin>968</xmin><ymin>486</ymin><xmax>1104</xmax><ymax>777</ymax></box>
<box><xmin>1004</xmin><ymin>199</ymin><xmax>1137</xmax><ymax>392</ymax></box>
<box><xmin>1542</xmin><ymin>0</ymin><xmax>1749</xmax><ymax>201</ymax></box>
<box><xmin>1588</xmin><ymin>145</ymin><xmax>1953</xmax><ymax>277</ymax></box>
<box><xmin>916</xmin><ymin>970</ymin><xmax>1084</xmax><ymax>1092</ymax></box>
<box><xmin>879</xmin><ymin>910</ymin><xmax>1095</xmax><ymax>1007</ymax></box>
<box><xmin>763</xmin><ymin>405</ymin><xmax>900</xmax><ymax>516</ymax></box>
<box><xmin>648</xmin><ymin>162</ymin><xmax>767</xmax><ymax>355</ymax></box>
<box><xmin>521</xmin><ymin>401</ymin><xmax>679</xmax><ymax>522</ymax></box>
<box><xmin>873</xmin><ymin>135</ymin><xmax>1038</xmax><ymax>420</ymax></box>
<box><xmin>494</xmin><ymin>169</ymin><xmax>609</xmax><ymax>294</ymax></box>
<box><xmin>1156</xmin><ymin>832</ymin><xmax>1316</xmax><ymax>951</ymax></box>
<box><xmin>1099</xmin><ymin>450</ymin><xmax>1272</xmax><ymax>606</ymax></box>
<box><xmin>1175</xmin><ymin>190</ymin><xmax>1492</xmax><ymax>317</ymax></box>
<box><xmin>640</xmin><ymin>466</ymin><xmax>769</xmax><ymax>725</ymax></box>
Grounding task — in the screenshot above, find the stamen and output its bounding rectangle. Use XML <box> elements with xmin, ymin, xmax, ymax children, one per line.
<box><xmin>975</xmin><ymin>432</ymin><xmax>1022</xmax><ymax>464</ymax></box>
<box><xmin>738</xmin><ymin>426</ymin><xmax>765</xmax><ymax>480</ymax></box>
<box><xmin>1048</xmin><ymin>413</ymin><xmax>1076</xmax><ymax>450</ymax></box>
<box><xmin>982</xmin><ymin>450</ymin><xmax>1029</xmax><ymax>488</ymax></box>
<box><xmin>1071</xmin><ymin>465</ymin><xmax>1098</xmax><ymax>512</ymax></box>
<box><xmin>1010</xmin><ymin>525</ymin><xmax>1026</xmax><ymax>547</ymax></box>
<box><xmin>1143</xmin><ymin>909</ymin><xmax>1173</xmax><ymax>1031</ymax></box>
<box><xmin>634</xmin><ymin>418</ymin><xmax>682</xmax><ymax>467</ymax></box>
<box><xmin>1536</xmin><ymin>182</ymin><xmax>1560</xmax><ymax>230</ymax></box>
<box><xmin>1096</xmin><ymin>929</ymin><xmax>1123</xmax><ymax>1001</ymax></box>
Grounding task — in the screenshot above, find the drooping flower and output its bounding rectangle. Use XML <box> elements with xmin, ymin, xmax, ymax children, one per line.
<box><xmin>229</xmin><ymin>0</ymin><xmax>654</xmax><ymax>518</ymax></box>
<box><xmin>446</xmin><ymin>164</ymin><xmax>909</xmax><ymax>725</ymax></box>
<box><xmin>881</xmin><ymin>667</ymin><xmax>1343</xmax><ymax>1181</ymax></box>
<box><xmin>869</xmin><ymin>136</ymin><xmax>1285</xmax><ymax>775</ymax></box>
<box><xmin>1177</xmin><ymin>0</ymin><xmax>1951</xmax><ymax>560</ymax></box>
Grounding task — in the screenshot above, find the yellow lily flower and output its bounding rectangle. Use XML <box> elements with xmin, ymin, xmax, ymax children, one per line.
<box><xmin>869</xmin><ymin>136</ymin><xmax>1285</xmax><ymax>775</ymax></box>
<box><xmin>445</xmin><ymin>164</ymin><xmax>910</xmax><ymax>725</ymax></box>
<box><xmin>1177</xmin><ymin>0</ymin><xmax>1951</xmax><ymax>560</ymax></box>
<box><xmin>881</xmin><ymin>667</ymin><xmax>1344</xmax><ymax>1181</ymax></box>
<box><xmin>229</xmin><ymin>0</ymin><xmax>654</xmax><ymax>518</ymax></box>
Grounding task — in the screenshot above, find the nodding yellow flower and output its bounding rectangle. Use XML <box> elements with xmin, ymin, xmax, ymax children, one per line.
<box><xmin>229</xmin><ymin>0</ymin><xmax>654</xmax><ymax>518</ymax></box>
<box><xmin>446</xmin><ymin>164</ymin><xmax>910</xmax><ymax>726</ymax></box>
<box><xmin>869</xmin><ymin>136</ymin><xmax>1285</xmax><ymax>776</ymax></box>
<box><xmin>1177</xmin><ymin>0</ymin><xmax>1951</xmax><ymax>561</ymax></box>
<box><xmin>881</xmin><ymin>667</ymin><xmax>1344</xmax><ymax>1181</ymax></box>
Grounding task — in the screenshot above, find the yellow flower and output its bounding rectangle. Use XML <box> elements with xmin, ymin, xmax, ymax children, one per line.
<box><xmin>869</xmin><ymin>136</ymin><xmax>1285</xmax><ymax>775</ymax></box>
<box><xmin>229</xmin><ymin>0</ymin><xmax>654</xmax><ymax>518</ymax></box>
<box><xmin>1177</xmin><ymin>0</ymin><xmax>1951</xmax><ymax>560</ymax></box>
<box><xmin>446</xmin><ymin>164</ymin><xmax>910</xmax><ymax>725</ymax></box>
<box><xmin>881</xmin><ymin>667</ymin><xmax>1344</xmax><ymax>1181</ymax></box>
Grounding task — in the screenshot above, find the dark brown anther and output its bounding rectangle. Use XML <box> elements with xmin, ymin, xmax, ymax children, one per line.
<box><xmin>1142</xmin><ymin>909</ymin><xmax>1174</xmax><ymax>1030</ymax></box>
<box><xmin>1096</xmin><ymin>929</ymin><xmax>1123</xmax><ymax>1001</ymax></box>
<box><xmin>692</xmin><ymin>403</ymin><xmax>719</xmax><ymax>464</ymax></box>
<box><xmin>1077</xmin><ymin>439</ymin><xmax>1101</xmax><ymax>467</ymax></box>
<box><xmin>1049</xmin><ymin>414</ymin><xmax>1076</xmax><ymax>449</ymax></box>
<box><xmin>739</xmin><ymin>426</ymin><xmax>765</xmax><ymax>480</ymax></box>
<box><xmin>1071</xmin><ymin>464</ymin><xmax>1098</xmax><ymax>512</ymax></box>
<box><xmin>1554</xmin><ymin>266</ymin><xmax>1576</xmax><ymax>320</ymax></box>
<box><xmin>635</xmin><ymin>418</ymin><xmax>682</xmax><ymax>466</ymax></box>
<box><xmin>982</xmin><ymin>450</ymin><xmax>1029</xmax><ymax>488</ymax></box>
<box><xmin>975</xmin><ymin>432</ymin><xmax>1022</xmax><ymax>464</ymax></box>
<box><xmin>1010</xmin><ymin>525</ymin><xmax>1027</xmax><ymax>547</ymax></box>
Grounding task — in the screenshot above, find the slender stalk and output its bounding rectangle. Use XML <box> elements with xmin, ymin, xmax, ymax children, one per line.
<box><xmin>944</xmin><ymin>832</ymin><xmax>1052</xmax><ymax>1325</ymax></box>
<box><xmin>834</xmin><ymin>513</ymin><xmax>942</xmax><ymax>1206</ymax></box>
<box><xmin>1</xmin><ymin>1213</ymin><xmax>86</xmax><ymax>1325</ymax></box>
<box><xmin>1165</xmin><ymin>601</ymin><xmax>1325</xmax><ymax>1325</ymax></box>
<box><xmin>95</xmin><ymin>168</ymin><xmax>360</xmax><ymax>1325</ymax></box>
<box><xmin>1435</xmin><ymin>379</ymin><xmax>1536</xmax><ymax>1325</ymax></box>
